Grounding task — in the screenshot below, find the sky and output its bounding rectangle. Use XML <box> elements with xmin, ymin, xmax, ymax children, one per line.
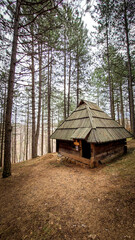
<box><xmin>81</xmin><ymin>0</ymin><xmax>96</xmax><ymax>32</ymax></box>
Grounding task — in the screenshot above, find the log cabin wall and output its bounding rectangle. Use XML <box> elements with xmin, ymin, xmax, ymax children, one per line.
<box><xmin>57</xmin><ymin>139</ymin><xmax>91</xmax><ymax>166</ymax></box>
<box><xmin>57</xmin><ymin>140</ymin><xmax>81</xmax><ymax>157</ymax></box>
<box><xmin>57</xmin><ymin>139</ymin><xmax>127</xmax><ymax>168</ymax></box>
<box><xmin>92</xmin><ymin>139</ymin><xmax>126</xmax><ymax>164</ymax></box>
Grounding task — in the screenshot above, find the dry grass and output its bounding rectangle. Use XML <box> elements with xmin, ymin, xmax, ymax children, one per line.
<box><xmin>0</xmin><ymin>140</ymin><xmax>135</xmax><ymax>240</ymax></box>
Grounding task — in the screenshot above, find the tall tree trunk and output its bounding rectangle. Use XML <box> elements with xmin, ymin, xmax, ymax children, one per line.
<box><xmin>123</xmin><ymin>0</ymin><xmax>135</xmax><ymax>136</ymax></box>
<box><xmin>41</xmin><ymin>99</ymin><xmax>44</xmax><ymax>156</ymax></box>
<box><xmin>19</xmin><ymin>128</ymin><xmax>22</xmax><ymax>162</ymax></box>
<box><xmin>64</xmin><ymin>30</ymin><xmax>66</xmax><ymax>120</ymax></box>
<box><xmin>35</xmin><ymin>42</ymin><xmax>42</xmax><ymax>156</ymax></box>
<box><xmin>0</xmin><ymin>110</ymin><xmax>2</xmax><ymax>167</ymax></box>
<box><xmin>0</xmin><ymin>93</ymin><xmax>6</xmax><ymax>167</ymax></box>
<box><xmin>76</xmin><ymin>42</ymin><xmax>79</xmax><ymax>106</ymax></box>
<box><xmin>0</xmin><ymin>110</ymin><xmax>2</xmax><ymax>151</ymax></box>
<box><xmin>23</xmin><ymin>124</ymin><xmax>26</xmax><ymax>161</ymax></box>
<box><xmin>26</xmin><ymin>98</ymin><xmax>29</xmax><ymax>160</ymax></box>
<box><xmin>51</xmin><ymin>111</ymin><xmax>53</xmax><ymax>152</ymax></box>
<box><xmin>14</xmin><ymin>108</ymin><xmax>17</xmax><ymax>163</ymax></box>
<box><xmin>31</xmin><ymin>30</ymin><xmax>36</xmax><ymax>158</ymax></box>
<box><xmin>3</xmin><ymin>0</ymin><xmax>21</xmax><ymax>178</ymax></box>
<box><xmin>117</xmin><ymin>102</ymin><xmax>120</xmax><ymax>124</ymax></box>
<box><xmin>29</xmin><ymin>131</ymin><xmax>31</xmax><ymax>159</ymax></box>
<box><xmin>0</xmin><ymin>110</ymin><xmax>2</xmax><ymax>142</ymax></box>
<box><xmin>67</xmin><ymin>50</ymin><xmax>71</xmax><ymax>116</ymax></box>
<box><xmin>11</xmin><ymin>128</ymin><xmax>14</xmax><ymax>164</ymax></box>
<box><xmin>106</xmin><ymin>25</ymin><xmax>115</xmax><ymax>120</ymax></box>
<box><xmin>47</xmin><ymin>47</ymin><xmax>51</xmax><ymax>153</ymax></box>
<box><xmin>120</xmin><ymin>81</ymin><xmax>125</xmax><ymax>127</ymax></box>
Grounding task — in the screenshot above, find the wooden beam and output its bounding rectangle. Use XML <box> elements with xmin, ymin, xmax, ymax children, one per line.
<box><xmin>90</xmin><ymin>143</ymin><xmax>96</xmax><ymax>168</ymax></box>
<box><xmin>59</xmin><ymin>151</ymin><xmax>90</xmax><ymax>165</ymax></box>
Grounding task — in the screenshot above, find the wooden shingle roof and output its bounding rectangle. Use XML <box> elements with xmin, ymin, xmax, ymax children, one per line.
<box><xmin>51</xmin><ymin>100</ymin><xmax>132</xmax><ymax>143</ymax></box>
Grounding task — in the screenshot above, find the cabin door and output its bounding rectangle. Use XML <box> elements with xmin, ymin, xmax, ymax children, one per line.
<box><xmin>82</xmin><ymin>140</ymin><xmax>91</xmax><ymax>159</ymax></box>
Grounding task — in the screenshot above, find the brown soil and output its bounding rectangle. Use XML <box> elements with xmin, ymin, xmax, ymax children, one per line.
<box><xmin>0</xmin><ymin>139</ymin><xmax>135</xmax><ymax>240</ymax></box>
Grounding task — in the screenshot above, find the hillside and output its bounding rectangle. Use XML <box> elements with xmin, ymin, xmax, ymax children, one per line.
<box><xmin>0</xmin><ymin>140</ymin><xmax>135</xmax><ymax>240</ymax></box>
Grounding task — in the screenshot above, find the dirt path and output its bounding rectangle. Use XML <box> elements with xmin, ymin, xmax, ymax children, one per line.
<box><xmin>0</xmin><ymin>140</ymin><xmax>135</xmax><ymax>240</ymax></box>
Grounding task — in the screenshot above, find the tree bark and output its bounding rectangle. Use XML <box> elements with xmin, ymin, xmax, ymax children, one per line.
<box><xmin>120</xmin><ymin>81</ymin><xmax>125</xmax><ymax>127</ymax></box>
<box><xmin>76</xmin><ymin>42</ymin><xmax>79</xmax><ymax>106</ymax></box>
<box><xmin>47</xmin><ymin>47</ymin><xmax>51</xmax><ymax>153</ymax></box>
<box><xmin>14</xmin><ymin>108</ymin><xmax>17</xmax><ymax>163</ymax></box>
<box><xmin>19</xmin><ymin>128</ymin><xmax>22</xmax><ymax>162</ymax></box>
<box><xmin>64</xmin><ymin>29</ymin><xmax>66</xmax><ymax>120</ymax></box>
<box><xmin>0</xmin><ymin>110</ymin><xmax>2</xmax><ymax>167</ymax></box>
<box><xmin>23</xmin><ymin>124</ymin><xmax>26</xmax><ymax>161</ymax></box>
<box><xmin>11</xmin><ymin>128</ymin><xmax>14</xmax><ymax>164</ymax></box>
<box><xmin>51</xmin><ymin>111</ymin><xmax>53</xmax><ymax>152</ymax></box>
<box><xmin>35</xmin><ymin>42</ymin><xmax>42</xmax><ymax>156</ymax></box>
<box><xmin>117</xmin><ymin>102</ymin><xmax>120</xmax><ymax>124</ymax></box>
<box><xmin>106</xmin><ymin>25</ymin><xmax>115</xmax><ymax>120</ymax></box>
<box><xmin>31</xmin><ymin>29</ymin><xmax>36</xmax><ymax>158</ymax></box>
<box><xmin>3</xmin><ymin>0</ymin><xmax>21</xmax><ymax>178</ymax></box>
<box><xmin>41</xmin><ymin>98</ymin><xmax>44</xmax><ymax>156</ymax></box>
<box><xmin>67</xmin><ymin>50</ymin><xmax>71</xmax><ymax>116</ymax></box>
<box><xmin>0</xmin><ymin>110</ymin><xmax>2</xmax><ymax>143</ymax></box>
<box><xmin>26</xmin><ymin>98</ymin><xmax>29</xmax><ymax>160</ymax></box>
<box><xmin>0</xmin><ymin>93</ymin><xmax>6</xmax><ymax>167</ymax></box>
<box><xmin>123</xmin><ymin>0</ymin><xmax>135</xmax><ymax>136</ymax></box>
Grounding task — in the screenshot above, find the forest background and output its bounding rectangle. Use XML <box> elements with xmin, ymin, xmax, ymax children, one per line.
<box><xmin>0</xmin><ymin>0</ymin><xmax>135</xmax><ymax>177</ymax></box>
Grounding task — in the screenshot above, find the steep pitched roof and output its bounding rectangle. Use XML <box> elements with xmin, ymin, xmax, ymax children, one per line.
<box><xmin>51</xmin><ymin>100</ymin><xmax>132</xmax><ymax>143</ymax></box>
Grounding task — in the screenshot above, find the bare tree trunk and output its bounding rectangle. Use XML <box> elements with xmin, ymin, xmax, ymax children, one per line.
<box><xmin>35</xmin><ymin>42</ymin><xmax>42</xmax><ymax>156</ymax></box>
<box><xmin>123</xmin><ymin>0</ymin><xmax>135</xmax><ymax>136</ymax></box>
<box><xmin>41</xmin><ymin>99</ymin><xmax>44</xmax><ymax>155</ymax></box>
<box><xmin>0</xmin><ymin>110</ymin><xmax>2</xmax><ymax>167</ymax></box>
<box><xmin>0</xmin><ymin>110</ymin><xmax>2</xmax><ymax>142</ymax></box>
<box><xmin>31</xmin><ymin>30</ymin><xmax>36</xmax><ymax>158</ymax></box>
<box><xmin>23</xmin><ymin>124</ymin><xmax>26</xmax><ymax>161</ymax></box>
<box><xmin>51</xmin><ymin>111</ymin><xmax>53</xmax><ymax>152</ymax></box>
<box><xmin>106</xmin><ymin>25</ymin><xmax>115</xmax><ymax>120</ymax></box>
<box><xmin>76</xmin><ymin>42</ymin><xmax>79</xmax><ymax>107</ymax></box>
<box><xmin>0</xmin><ymin>93</ymin><xmax>6</xmax><ymax>167</ymax></box>
<box><xmin>19</xmin><ymin>128</ymin><xmax>22</xmax><ymax>162</ymax></box>
<box><xmin>117</xmin><ymin>103</ymin><xmax>120</xmax><ymax>124</ymax></box>
<box><xmin>47</xmin><ymin>47</ymin><xmax>51</xmax><ymax>153</ymax></box>
<box><xmin>26</xmin><ymin>99</ymin><xmax>29</xmax><ymax>160</ymax></box>
<box><xmin>29</xmin><ymin>134</ymin><xmax>31</xmax><ymax>159</ymax></box>
<box><xmin>11</xmin><ymin>128</ymin><xmax>14</xmax><ymax>164</ymax></box>
<box><xmin>120</xmin><ymin>82</ymin><xmax>125</xmax><ymax>127</ymax></box>
<box><xmin>67</xmin><ymin>51</ymin><xmax>71</xmax><ymax>117</ymax></box>
<box><xmin>64</xmin><ymin>30</ymin><xmax>66</xmax><ymax>120</ymax></box>
<box><xmin>14</xmin><ymin>108</ymin><xmax>17</xmax><ymax>163</ymax></box>
<box><xmin>3</xmin><ymin>0</ymin><xmax>21</xmax><ymax>177</ymax></box>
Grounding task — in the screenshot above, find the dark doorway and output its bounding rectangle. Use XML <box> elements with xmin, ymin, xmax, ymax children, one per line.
<box><xmin>82</xmin><ymin>140</ymin><xmax>91</xmax><ymax>159</ymax></box>
<box><xmin>56</xmin><ymin>140</ymin><xmax>59</xmax><ymax>152</ymax></box>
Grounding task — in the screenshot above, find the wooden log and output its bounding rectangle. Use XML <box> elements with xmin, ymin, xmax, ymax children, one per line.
<box><xmin>94</xmin><ymin>140</ymin><xmax>126</xmax><ymax>155</ymax></box>
<box><xmin>79</xmin><ymin>140</ymin><xmax>82</xmax><ymax>156</ymax></box>
<box><xmin>59</xmin><ymin>151</ymin><xmax>90</xmax><ymax>165</ymax></box>
<box><xmin>95</xmin><ymin>146</ymin><xmax>124</xmax><ymax>162</ymax></box>
<box><xmin>101</xmin><ymin>149</ymin><xmax>124</xmax><ymax>164</ymax></box>
<box><xmin>89</xmin><ymin>157</ymin><xmax>95</xmax><ymax>168</ymax></box>
<box><xmin>95</xmin><ymin>152</ymin><xmax>108</xmax><ymax>161</ymax></box>
<box><xmin>59</xmin><ymin>147</ymin><xmax>80</xmax><ymax>157</ymax></box>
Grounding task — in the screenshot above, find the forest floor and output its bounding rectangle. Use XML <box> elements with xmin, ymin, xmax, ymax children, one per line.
<box><xmin>0</xmin><ymin>139</ymin><xmax>135</xmax><ymax>240</ymax></box>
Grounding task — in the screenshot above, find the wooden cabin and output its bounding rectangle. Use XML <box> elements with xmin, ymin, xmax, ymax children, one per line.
<box><xmin>51</xmin><ymin>100</ymin><xmax>132</xmax><ymax>168</ymax></box>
